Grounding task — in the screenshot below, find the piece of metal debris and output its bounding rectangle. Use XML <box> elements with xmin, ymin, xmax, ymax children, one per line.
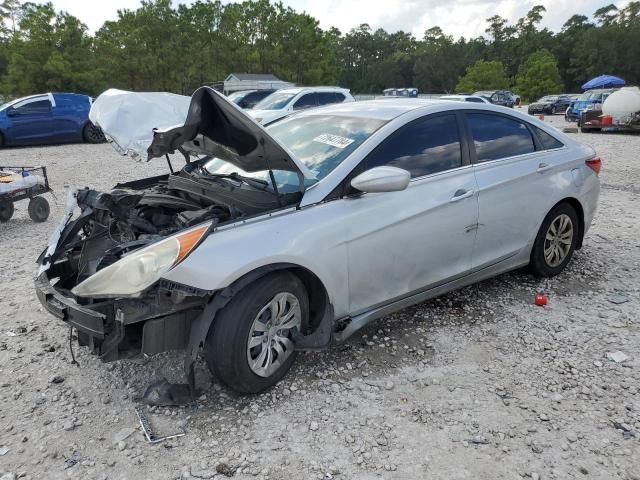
<box><xmin>135</xmin><ymin>407</ymin><xmax>185</xmax><ymax>444</ymax></box>
<box><xmin>0</xmin><ymin>446</ymin><xmax>9</xmax><ymax>456</ymax></box>
<box><xmin>606</xmin><ymin>351</ymin><xmax>630</xmax><ymax>363</ymax></box>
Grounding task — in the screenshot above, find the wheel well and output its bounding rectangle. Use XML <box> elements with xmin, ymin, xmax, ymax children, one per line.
<box><xmin>226</xmin><ymin>264</ymin><xmax>331</xmax><ymax>333</ymax></box>
<box><xmin>556</xmin><ymin>197</ymin><xmax>585</xmax><ymax>249</ymax></box>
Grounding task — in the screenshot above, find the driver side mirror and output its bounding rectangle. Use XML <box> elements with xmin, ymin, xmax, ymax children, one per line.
<box><xmin>350</xmin><ymin>166</ymin><xmax>410</xmax><ymax>194</ymax></box>
<box><xmin>6</xmin><ymin>108</ymin><xmax>19</xmax><ymax>117</ymax></box>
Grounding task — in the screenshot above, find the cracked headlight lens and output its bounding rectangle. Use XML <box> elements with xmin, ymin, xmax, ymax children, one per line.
<box><xmin>72</xmin><ymin>223</ymin><xmax>211</xmax><ymax>298</ymax></box>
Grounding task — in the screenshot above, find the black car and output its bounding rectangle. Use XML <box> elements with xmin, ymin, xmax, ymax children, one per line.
<box><xmin>473</xmin><ymin>90</ymin><xmax>515</xmax><ymax>108</ymax></box>
<box><xmin>227</xmin><ymin>89</ymin><xmax>277</xmax><ymax>109</ymax></box>
<box><xmin>528</xmin><ymin>95</ymin><xmax>572</xmax><ymax>115</ymax></box>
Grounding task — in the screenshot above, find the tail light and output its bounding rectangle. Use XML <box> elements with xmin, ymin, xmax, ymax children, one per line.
<box><xmin>586</xmin><ymin>157</ymin><xmax>601</xmax><ymax>175</ymax></box>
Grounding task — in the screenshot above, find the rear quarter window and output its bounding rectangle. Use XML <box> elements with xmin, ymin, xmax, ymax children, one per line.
<box><xmin>533</xmin><ymin>126</ymin><xmax>564</xmax><ymax>150</ymax></box>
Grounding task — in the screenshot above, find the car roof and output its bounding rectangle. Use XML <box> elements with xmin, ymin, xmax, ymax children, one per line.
<box><xmin>276</xmin><ymin>86</ymin><xmax>349</xmax><ymax>95</ymax></box>
<box><xmin>289</xmin><ymin>98</ymin><xmax>527</xmax><ymax>121</ymax></box>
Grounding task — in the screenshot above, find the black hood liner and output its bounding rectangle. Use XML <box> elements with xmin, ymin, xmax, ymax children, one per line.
<box><xmin>146</xmin><ymin>87</ymin><xmax>311</xmax><ymax>179</ymax></box>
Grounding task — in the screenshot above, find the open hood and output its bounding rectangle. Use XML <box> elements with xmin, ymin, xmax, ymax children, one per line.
<box><xmin>147</xmin><ymin>87</ymin><xmax>315</xmax><ymax>179</ymax></box>
<box><xmin>90</xmin><ymin>87</ymin><xmax>315</xmax><ymax>180</ymax></box>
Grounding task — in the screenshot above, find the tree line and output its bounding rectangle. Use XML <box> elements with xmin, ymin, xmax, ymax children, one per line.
<box><xmin>0</xmin><ymin>0</ymin><xmax>639</xmax><ymax>102</ymax></box>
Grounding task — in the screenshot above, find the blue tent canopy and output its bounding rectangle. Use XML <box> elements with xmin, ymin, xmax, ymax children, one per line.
<box><xmin>582</xmin><ymin>75</ymin><xmax>625</xmax><ymax>90</ymax></box>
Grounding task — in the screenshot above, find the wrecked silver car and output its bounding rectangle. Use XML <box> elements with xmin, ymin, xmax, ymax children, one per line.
<box><xmin>36</xmin><ymin>87</ymin><xmax>600</xmax><ymax>396</ymax></box>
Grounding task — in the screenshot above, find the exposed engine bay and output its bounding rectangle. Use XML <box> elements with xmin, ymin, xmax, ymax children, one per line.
<box><xmin>46</xmin><ymin>159</ymin><xmax>301</xmax><ymax>292</ymax></box>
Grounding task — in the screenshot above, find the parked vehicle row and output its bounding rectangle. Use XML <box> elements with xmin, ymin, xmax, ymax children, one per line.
<box><xmin>35</xmin><ymin>88</ymin><xmax>600</xmax><ymax>395</ymax></box>
<box><xmin>473</xmin><ymin>90</ymin><xmax>516</xmax><ymax>108</ymax></box>
<box><xmin>527</xmin><ymin>95</ymin><xmax>573</xmax><ymax>115</ymax></box>
<box><xmin>565</xmin><ymin>88</ymin><xmax>618</xmax><ymax>123</ymax></box>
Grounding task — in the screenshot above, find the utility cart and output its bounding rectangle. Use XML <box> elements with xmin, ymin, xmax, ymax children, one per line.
<box><xmin>0</xmin><ymin>166</ymin><xmax>52</xmax><ymax>223</ymax></box>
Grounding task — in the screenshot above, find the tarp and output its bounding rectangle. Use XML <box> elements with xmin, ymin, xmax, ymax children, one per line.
<box><xmin>89</xmin><ymin>89</ymin><xmax>190</xmax><ymax>160</ymax></box>
<box><xmin>582</xmin><ymin>75</ymin><xmax>625</xmax><ymax>90</ymax></box>
<box><xmin>0</xmin><ymin>174</ymin><xmax>45</xmax><ymax>194</ymax></box>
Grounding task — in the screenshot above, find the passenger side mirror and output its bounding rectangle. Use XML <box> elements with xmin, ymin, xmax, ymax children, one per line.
<box><xmin>350</xmin><ymin>166</ymin><xmax>410</xmax><ymax>194</ymax></box>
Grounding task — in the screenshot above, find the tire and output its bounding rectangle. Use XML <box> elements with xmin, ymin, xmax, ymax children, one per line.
<box><xmin>0</xmin><ymin>131</ymin><xmax>4</xmax><ymax>147</ymax></box>
<box><xmin>0</xmin><ymin>201</ymin><xmax>14</xmax><ymax>222</ymax></box>
<box><xmin>28</xmin><ymin>196</ymin><xmax>50</xmax><ymax>222</ymax></box>
<box><xmin>204</xmin><ymin>272</ymin><xmax>309</xmax><ymax>394</ymax></box>
<box><xmin>529</xmin><ymin>202</ymin><xmax>579</xmax><ymax>277</ymax></box>
<box><xmin>82</xmin><ymin>122</ymin><xmax>105</xmax><ymax>144</ymax></box>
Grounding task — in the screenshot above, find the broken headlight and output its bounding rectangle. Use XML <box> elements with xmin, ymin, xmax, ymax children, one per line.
<box><xmin>71</xmin><ymin>223</ymin><xmax>211</xmax><ymax>298</ymax></box>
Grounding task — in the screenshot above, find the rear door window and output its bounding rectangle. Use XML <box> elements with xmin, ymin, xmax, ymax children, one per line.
<box><xmin>293</xmin><ymin>93</ymin><xmax>318</xmax><ymax>110</ymax></box>
<box><xmin>466</xmin><ymin>113</ymin><xmax>535</xmax><ymax>162</ymax></box>
<box><xmin>365</xmin><ymin>114</ymin><xmax>462</xmax><ymax>178</ymax></box>
<box><xmin>317</xmin><ymin>92</ymin><xmax>338</xmax><ymax>105</ymax></box>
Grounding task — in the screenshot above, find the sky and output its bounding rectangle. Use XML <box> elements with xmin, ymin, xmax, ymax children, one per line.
<box><xmin>52</xmin><ymin>0</ymin><xmax>633</xmax><ymax>38</ymax></box>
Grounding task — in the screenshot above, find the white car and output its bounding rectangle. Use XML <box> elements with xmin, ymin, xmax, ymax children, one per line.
<box><xmin>249</xmin><ymin>86</ymin><xmax>354</xmax><ymax>124</ymax></box>
<box><xmin>440</xmin><ymin>95</ymin><xmax>491</xmax><ymax>104</ymax></box>
<box><xmin>36</xmin><ymin>88</ymin><xmax>600</xmax><ymax>397</ymax></box>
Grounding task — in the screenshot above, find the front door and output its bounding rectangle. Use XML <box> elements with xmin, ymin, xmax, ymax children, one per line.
<box><xmin>343</xmin><ymin>113</ymin><xmax>479</xmax><ymax>314</ymax></box>
<box><xmin>6</xmin><ymin>96</ymin><xmax>53</xmax><ymax>144</ymax></box>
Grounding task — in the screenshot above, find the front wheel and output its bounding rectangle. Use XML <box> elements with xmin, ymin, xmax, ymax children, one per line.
<box><xmin>529</xmin><ymin>203</ymin><xmax>579</xmax><ymax>277</ymax></box>
<box><xmin>204</xmin><ymin>272</ymin><xmax>309</xmax><ymax>394</ymax></box>
<box><xmin>83</xmin><ymin>122</ymin><xmax>105</xmax><ymax>144</ymax></box>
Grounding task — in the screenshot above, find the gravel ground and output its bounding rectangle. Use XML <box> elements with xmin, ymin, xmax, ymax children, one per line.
<box><xmin>0</xmin><ymin>113</ymin><xmax>639</xmax><ymax>480</ymax></box>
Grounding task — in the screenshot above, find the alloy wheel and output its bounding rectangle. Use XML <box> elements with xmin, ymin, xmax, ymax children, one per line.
<box><xmin>246</xmin><ymin>292</ymin><xmax>301</xmax><ymax>378</ymax></box>
<box><xmin>544</xmin><ymin>214</ymin><xmax>574</xmax><ymax>267</ymax></box>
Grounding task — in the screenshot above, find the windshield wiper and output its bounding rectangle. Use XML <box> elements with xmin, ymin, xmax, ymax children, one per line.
<box><xmin>202</xmin><ymin>171</ymin><xmax>270</xmax><ymax>190</ymax></box>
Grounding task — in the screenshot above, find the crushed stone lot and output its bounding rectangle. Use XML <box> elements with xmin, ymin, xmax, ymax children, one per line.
<box><xmin>0</xmin><ymin>114</ymin><xmax>639</xmax><ymax>480</ymax></box>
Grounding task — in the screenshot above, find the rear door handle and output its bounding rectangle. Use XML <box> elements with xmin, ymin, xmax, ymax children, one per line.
<box><xmin>450</xmin><ymin>189</ymin><xmax>475</xmax><ymax>202</ymax></box>
<box><xmin>537</xmin><ymin>162</ymin><xmax>553</xmax><ymax>173</ymax></box>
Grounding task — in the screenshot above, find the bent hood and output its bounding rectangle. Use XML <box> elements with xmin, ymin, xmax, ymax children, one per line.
<box><xmin>90</xmin><ymin>87</ymin><xmax>315</xmax><ymax>179</ymax></box>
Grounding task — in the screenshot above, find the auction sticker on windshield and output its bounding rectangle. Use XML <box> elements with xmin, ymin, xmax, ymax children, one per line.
<box><xmin>313</xmin><ymin>133</ymin><xmax>355</xmax><ymax>149</ymax></box>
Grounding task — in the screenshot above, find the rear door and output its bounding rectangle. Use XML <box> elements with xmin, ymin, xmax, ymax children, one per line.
<box><xmin>5</xmin><ymin>96</ymin><xmax>53</xmax><ymax>144</ymax></box>
<box><xmin>51</xmin><ymin>94</ymin><xmax>89</xmax><ymax>141</ymax></box>
<box><xmin>343</xmin><ymin>113</ymin><xmax>479</xmax><ymax>313</ymax></box>
<box><xmin>465</xmin><ymin>112</ymin><xmax>563</xmax><ymax>270</ymax></box>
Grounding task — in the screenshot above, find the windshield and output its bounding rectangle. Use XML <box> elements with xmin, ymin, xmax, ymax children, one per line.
<box><xmin>540</xmin><ymin>96</ymin><xmax>557</xmax><ymax>102</ymax></box>
<box><xmin>201</xmin><ymin>114</ymin><xmax>387</xmax><ymax>193</ymax></box>
<box><xmin>254</xmin><ymin>92</ymin><xmax>296</xmax><ymax>110</ymax></box>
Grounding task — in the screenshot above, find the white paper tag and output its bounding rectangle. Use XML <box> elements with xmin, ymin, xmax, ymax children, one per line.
<box><xmin>313</xmin><ymin>133</ymin><xmax>355</xmax><ymax>149</ymax></box>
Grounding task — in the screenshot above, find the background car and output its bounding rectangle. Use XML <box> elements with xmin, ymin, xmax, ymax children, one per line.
<box><xmin>249</xmin><ymin>86</ymin><xmax>354</xmax><ymax>124</ymax></box>
<box><xmin>528</xmin><ymin>95</ymin><xmax>572</xmax><ymax>115</ymax></box>
<box><xmin>227</xmin><ymin>89</ymin><xmax>277</xmax><ymax>109</ymax></box>
<box><xmin>565</xmin><ymin>88</ymin><xmax>618</xmax><ymax>122</ymax></box>
<box><xmin>0</xmin><ymin>92</ymin><xmax>104</xmax><ymax>147</ymax></box>
<box><xmin>473</xmin><ymin>90</ymin><xmax>515</xmax><ymax>108</ymax></box>
<box><xmin>440</xmin><ymin>94</ymin><xmax>490</xmax><ymax>104</ymax></box>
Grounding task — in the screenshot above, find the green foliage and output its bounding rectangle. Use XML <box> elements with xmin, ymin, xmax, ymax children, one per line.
<box><xmin>514</xmin><ymin>49</ymin><xmax>563</xmax><ymax>102</ymax></box>
<box><xmin>456</xmin><ymin>60</ymin><xmax>509</xmax><ymax>92</ymax></box>
<box><xmin>0</xmin><ymin>1</ymin><xmax>640</xmax><ymax>98</ymax></box>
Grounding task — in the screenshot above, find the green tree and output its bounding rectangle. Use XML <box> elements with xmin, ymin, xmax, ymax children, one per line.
<box><xmin>455</xmin><ymin>59</ymin><xmax>509</xmax><ymax>92</ymax></box>
<box><xmin>514</xmin><ymin>49</ymin><xmax>563</xmax><ymax>102</ymax></box>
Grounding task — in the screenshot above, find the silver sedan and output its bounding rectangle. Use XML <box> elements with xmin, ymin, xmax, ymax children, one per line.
<box><xmin>36</xmin><ymin>88</ymin><xmax>600</xmax><ymax>395</ymax></box>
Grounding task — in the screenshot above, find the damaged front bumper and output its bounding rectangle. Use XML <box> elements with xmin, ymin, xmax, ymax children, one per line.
<box><xmin>35</xmin><ymin>271</ymin><xmax>208</xmax><ymax>362</ymax></box>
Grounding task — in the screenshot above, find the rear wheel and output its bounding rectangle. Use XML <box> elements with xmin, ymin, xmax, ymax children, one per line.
<box><xmin>0</xmin><ymin>201</ymin><xmax>14</xmax><ymax>222</ymax></box>
<box><xmin>204</xmin><ymin>272</ymin><xmax>308</xmax><ymax>394</ymax></box>
<box><xmin>529</xmin><ymin>203</ymin><xmax>579</xmax><ymax>277</ymax></box>
<box><xmin>83</xmin><ymin>122</ymin><xmax>105</xmax><ymax>144</ymax></box>
<box><xmin>28</xmin><ymin>196</ymin><xmax>50</xmax><ymax>222</ymax></box>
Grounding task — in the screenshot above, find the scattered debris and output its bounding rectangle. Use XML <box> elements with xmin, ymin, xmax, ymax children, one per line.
<box><xmin>50</xmin><ymin>375</ymin><xmax>64</xmax><ymax>384</ymax></box>
<box><xmin>534</xmin><ymin>293</ymin><xmax>548</xmax><ymax>306</ymax></box>
<box><xmin>113</xmin><ymin>427</ymin><xmax>137</xmax><ymax>444</ymax></box>
<box><xmin>563</xmin><ymin>126</ymin><xmax>579</xmax><ymax>133</ymax></box>
<box><xmin>216</xmin><ymin>463</ymin><xmax>236</xmax><ymax>477</ymax></box>
<box><xmin>606</xmin><ymin>351</ymin><xmax>630</xmax><ymax>363</ymax></box>
<box><xmin>0</xmin><ymin>446</ymin><xmax>9</xmax><ymax>456</ymax></box>
<box><xmin>607</xmin><ymin>292</ymin><xmax>631</xmax><ymax>304</ymax></box>
<box><xmin>135</xmin><ymin>407</ymin><xmax>185</xmax><ymax>444</ymax></box>
<box><xmin>140</xmin><ymin>378</ymin><xmax>192</xmax><ymax>406</ymax></box>
<box><xmin>64</xmin><ymin>450</ymin><xmax>82</xmax><ymax>468</ymax></box>
<box><xmin>5</xmin><ymin>331</ymin><xmax>17</xmax><ymax>337</ymax></box>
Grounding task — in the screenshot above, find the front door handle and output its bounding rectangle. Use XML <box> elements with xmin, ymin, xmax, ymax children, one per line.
<box><xmin>537</xmin><ymin>162</ymin><xmax>553</xmax><ymax>173</ymax></box>
<box><xmin>450</xmin><ymin>189</ymin><xmax>475</xmax><ymax>202</ymax></box>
